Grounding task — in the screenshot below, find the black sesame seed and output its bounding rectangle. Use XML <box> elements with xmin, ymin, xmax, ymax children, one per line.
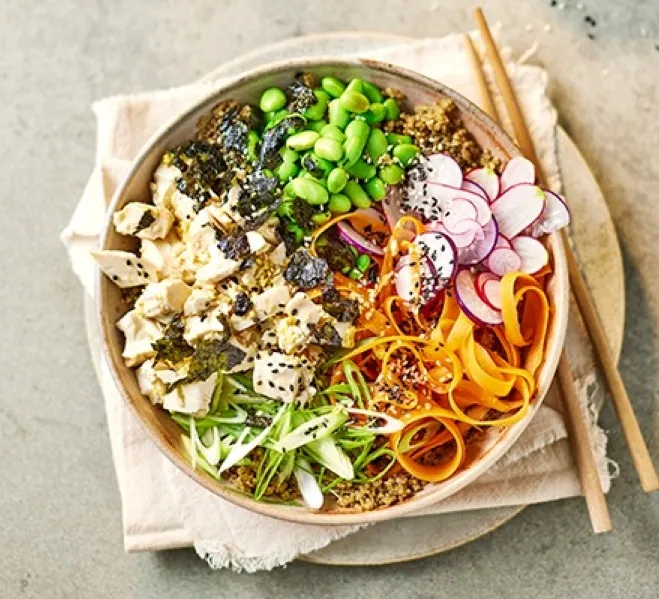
<box><xmin>112</xmin><ymin>275</ymin><xmax>119</xmax><ymax>281</ymax></box>
<box><xmin>137</xmin><ymin>263</ymin><xmax>144</xmax><ymax>269</ymax></box>
<box><xmin>269</xmin><ymin>381</ymin><xmax>275</xmax><ymax>388</ymax></box>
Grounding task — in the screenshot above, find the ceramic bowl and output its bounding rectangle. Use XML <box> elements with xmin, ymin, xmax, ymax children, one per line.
<box><xmin>98</xmin><ymin>58</ymin><xmax>568</xmax><ymax>526</ymax></box>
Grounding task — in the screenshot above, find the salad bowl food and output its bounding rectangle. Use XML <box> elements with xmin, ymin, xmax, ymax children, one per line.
<box><xmin>96</xmin><ymin>59</ymin><xmax>569</xmax><ymax>525</ymax></box>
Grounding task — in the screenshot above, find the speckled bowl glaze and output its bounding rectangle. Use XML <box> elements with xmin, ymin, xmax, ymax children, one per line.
<box><xmin>97</xmin><ymin>58</ymin><xmax>569</xmax><ymax>526</ymax></box>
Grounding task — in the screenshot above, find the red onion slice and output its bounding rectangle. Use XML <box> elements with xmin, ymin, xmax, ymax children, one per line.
<box><xmin>455</xmin><ymin>269</ymin><xmax>503</xmax><ymax>326</ymax></box>
<box><xmin>337</xmin><ymin>221</ymin><xmax>384</xmax><ymax>257</ymax></box>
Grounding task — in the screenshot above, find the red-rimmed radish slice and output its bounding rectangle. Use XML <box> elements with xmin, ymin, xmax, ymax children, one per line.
<box><xmin>494</xmin><ymin>234</ymin><xmax>512</xmax><ymax>250</ymax></box>
<box><xmin>500</xmin><ymin>157</ymin><xmax>535</xmax><ymax>193</ymax></box>
<box><xmin>482</xmin><ymin>279</ymin><xmax>502</xmax><ymax>310</ymax></box>
<box><xmin>511</xmin><ymin>235</ymin><xmax>549</xmax><ymax>274</ymax></box>
<box><xmin>337</xmin><ymin>221</ymin><xmax>384</xmax><ymax>257</ymax></box>
<box><xmin>434</xmin><ymin>220</ymin><xmax>478</xmax><ymax>248</ymax></box>
<box><xmin>490</xmin><ymin>184</ymin><xmax>545</xmax><ymax>239</ymax></box>
<box><xmin>394</xmin><ymin>255</ymin><xmax>446</xmax><ymax>306</ymax></box>
<box><xmin>426</xmin><ymin>183</ymin><xmax>492</xmax><ymax>226</ymax></box>
<box><xmin>465</xmin><ymin>167</ymin><xmax>500</xmax><ymax>201</ymax></box>
<box><xmin>475</xmin><ymin>272</ymin><xmax>499</xmax><ymax>301</ymax></box>
<box><xmin>458</xmin><ymin>217</ymin><xmax>498</xmax><ymax>266</ymax></box>
<box><xmin>531</xmin><ymin>189</ymin><xmax>571</xmax><ymax>236</ymax></box>
<box><xmin>487</xmin><ymin>247</ymin><xmax>522</xmax><ymax>276</ymax></box>
<box><xmin>414</xmin><ymin>232</ymin><xmax>458</xmax><ymax>281</ymax></box>
<box><xmin>443</xmin><ymin>198</ymin><xmax>478</xmax><ymax>225</ymax></box>
<box><xmin>455</xmin><ymin>269</ymin><xmax>503</xmax><ymax>326</ymax></box>
<box><xmin>462</xmin><ymin>179</ymin><xmax>489</xmax><ymax>203</ymax></box>
<box><xmin>422</xmin><ymin>153</ymin><xmax>463</xmax><ymax>188</ymax></box>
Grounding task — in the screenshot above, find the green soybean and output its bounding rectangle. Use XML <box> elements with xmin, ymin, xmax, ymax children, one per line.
<box><xmin>265</xmin><ymin>109</ymin><xmax>289</xmax><ymax>129</ymax></box>
<box><xmin>304</xmin><ymin>89</ymin><xmax>331</xmax><ymax>121</ymax></box>
<box><xmin>366</xmin><ymin>128</ymin><xmax>388</xmax><ymax>162</ymax></box>
<box><xmin>348</xmin><ymin>268</ymin><xmax>363</xmax><ymax>280</ymax></box>
<box><xmin>320</xmin><ymin>124</ymin><xmax>346</xmax><ymax>143</ymax></box>
<box><xmin>363</xmin><ymin>102</ymin><xmax>386</xmax><ymax>124</ymax></box>
<box><xmin>362</xmin><ymin>81</ymin><xmax>384</xmax><ymax>103</ymax></box>
<box><xmin>356</xmin><ymin>254</ymin><xmax>372</xmax><ymax>272</ymax></box>
<box><xmin>280</xmin><ymin>147</ymin><xmax>299</xmax><ymax>163</ymax></box>
<box><xmin>287</xmin><ymin>130</ymin><xmax>320</xmax><ymax>151</ymax></box>
<box><xmin>379</xmin><ymin>164</ymin><xmax>405</xmax><ymax>185</ymax></box>
<box><xmin>246</xmin><ymin>130</ymin><xmax>260</xmax><ymax>163</ymax></box>
<box><xmin>328</xmin><ymin>193</ymin><xmax>352</xmax><ymax>214</ymax></box>
<box><xmin>383</xmin><ymin>97</ymin><xmax>400</xmax><ymax>120</ymax></box>
<box><xmin>346</xmin><ymin>78</ymin><xmax>364</xmax><ymax>93</ymax></box>
<box><xmin>339</xmin><ymin>90</ymin><xmax>370</xmax><ymax>114</ymax></box>
<box><xmin>307</xmin><ymin>119</ymin><xmax>328</xmax><ymax>133</ymax></box>
<box><xmin>386</xmin><ymin>132</ymin><xmax>413</xmax><ymax>146</ymax></box>
<box><xmin>259</xmin><ymin>87</ymin><xmax>287</xmax><ymax>113</ymax></box>
<box><xmin>343</xmin><ymin>136</ymin><xmax>367</xmax><ymax>167</ymax></box>
<box><xmin>345</xmin><ymin>119</ymin><xmax>370</xmax><ymax>142</ymax></box>
<box><xmin>283</xmin><ymin>180</ymin><xmax>296</xmax><ymax>198</ymax></box>
<box><xmin>311</xmin><ymin>212</ymin><xmax>332</xmax><ymax>226</ymax></box>
<box><xmin>314</xmin><ymin>138</ymin><xmax>344</xmax><ymax>162</ymax></box>
<box><xmin>344</xmin><ymin>180</ymin><xmax>371</xmax><ymax>209</ymax></box>
<box><xmin>276</xmin><ymin>160</ymin><xmax>299</xmax><ymax>182</ymax></box>
<box><xmin>346</xmin><ymin>159</ymin><xmax>376</xmax><ymax>180</ymax></box>
<box><xmin>290</xmin><ymin>177</ymin><xmax>329</xmax><ymax>205</ymax></box>
<box><xmin>365</xmin><ymin>177</ymin><xmax>387</xmax><ymax>201</ymax></box>
<box><xmin>393</xmin><ymin>143</ymin><xmax>420</xmax><ymax>167</ymax></box>
<box><xmin>327</xmin><ymin>167</ymin><xmax>348</xmax><ymax>193</ymax></box>
<box><xmin>328</xmin><ymin>99</ymin><xmax>351</xmax><ymax>129</ymax></box>
<box><xmin>321</xmin><ymin>76</ymin><xmax>346</xmax><ymax>98</ymax></box>
<box><xmin>287</xmin><ymin>222</ymin><xmax>304</xmax><ymax>244</ymax></box>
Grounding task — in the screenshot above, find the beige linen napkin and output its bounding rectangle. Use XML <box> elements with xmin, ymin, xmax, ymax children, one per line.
<box><xmin>61</xmin><ymin>33</ymin><xmax>612</xmax><ymax>572</ymax></box>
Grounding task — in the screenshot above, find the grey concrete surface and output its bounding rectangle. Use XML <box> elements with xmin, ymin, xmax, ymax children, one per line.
<box><xmin>1</xmin><ymin>0</ymin><xmax>658</xmax><ymax>597</ymax></box>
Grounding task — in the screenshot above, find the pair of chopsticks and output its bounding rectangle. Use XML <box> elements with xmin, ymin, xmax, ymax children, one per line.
<box><xmin>466</xmin><ymin>8</ymin><xmax>659</xmax><ymax>533</ymax></box>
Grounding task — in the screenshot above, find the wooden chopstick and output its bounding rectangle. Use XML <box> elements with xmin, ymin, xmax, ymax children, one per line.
<box><xmin>472</xmin><ymin>7</ymin><xmax>659</xmax><ymax>495</ymax></box>
<box><xmin>463</xmin><ymin>34</ymin><xmax>500</xmax><ymax>123</ymax></box>
<box><xmin>467</xmin><ymin>12</ymin><xmax>612</xmax><ymax>533</ymax></box>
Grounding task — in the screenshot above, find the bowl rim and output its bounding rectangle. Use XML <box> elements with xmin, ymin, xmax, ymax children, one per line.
<box><xmin>97</xmin><ymin>56</ymin><xmax>568</xmax><ymax>526</ymax></box>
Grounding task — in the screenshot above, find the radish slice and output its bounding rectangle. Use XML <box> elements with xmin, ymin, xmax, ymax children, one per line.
<box><xmin>511</xmin><ymin>236</ymin><xmax>549</xmax><ymax>274</ymax></box>
<box><xmin>483</xmin><ymin>279</ymin><xmax>502</xmax><ymax>310</ymax></box>
<box><xmin>421</xmin><ymin>154</ymin><xmax>463</xmax><ymax>188</ymax></box>
<box><xmin>500</xmin><ymin>157</ymin><xmax>535</xmax><ymax>192</ymax></box>
<box><xmin>383</xmin><ymin>186</ymin><xmax>405</xmax><ymax>231</ymax></box>
<box><xmin>462</xmin><ymin>179</ymin><xmax>489</xmax><ymax>203</ymax></box>
<box><xmin>394</xmin><ymin>255</ymin><xmax>447</xmax><ymax>306</ymax></box>
<box><xmin>494</xmin><ymin>234</ymin><xmax>512</xmax><ymax>250</ymax></box>
<box><xmin>490</xmin><ymin>184</ymin><xmax>545</xmax><ymax>239</ymax></box>
<box><xmin>414</xmin><ymin>232</ymin><xmax>458</xmax><ymax>281</ymax></box>
<box><xmin>433</xmin><ymin>220</ymin><xmax>478</xmax><ymax>248</ymax></box>
<box><xmin>337</xmin><ymin>221</ymin><xmax>384</xmax><ymax>256</ymax></box>
<box><xmin>426</xmin><ymin>183</ymin><xmax>492</xmax><ymax>226</ymax></box>
<box><xmin>458</xmin><ymin>217</ymin><xmax>498</xmax><ymax>266</ymax></box>
<box><xmin>465</xmin><ymin>167</ymin><xmax>500</xmax><ymax>201</ymax></box>
<box><xmin>455</xmin><ymin>269</ymin><xmax>503</xmax><ymax>326</ymax></box>
<box><xmin>476</xmin><ymin>272</ymin><xmax>499</xmax><ymax>296</ymax></box>
<box><xmin>487</xmin><ymin>248</ymin><xmax>522</xmax><ymax>276</ymax></box>
<box><xmin>531</xmin><ymin>189</ymin><xmax>571</xmax><ymax>236</ymax></box>
<box><xmin>443</xmin><ymin>198</ymin><xmax>478</xmax><ymax>225</ymax></box>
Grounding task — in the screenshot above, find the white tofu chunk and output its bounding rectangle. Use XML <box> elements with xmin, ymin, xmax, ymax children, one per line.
<box><xmin>246</xmin><ymin>231</ymin><xmax>268</xmax><ymax>254</ymax></box>
<box><xmin>252</xmin><ymin>285</ymin><xmax>291</xmax><ymax>321</ymax></box>
<box><xmin>136</xmin><ymin>360</ymin><xmax>186</xmax><ymax>404</ymax></box>
<box><xmin>170</xmin><ymin>190</ymin><xmax>196</xmax><ymax>224</ymax></box>
<box><xmin>256</xmin><ymin>217</ymin><xmax>280</xmax><ymax>245</ymax></box>
<box><xmin>92</xmin><ymin>250</ymin><xmax>159</xmax><ymax>288</ymax></box>
<box><xmin>222</xmin><ymin>185</ymin><xmax>246</xmax><ymax>227</ymax></box>
<box><xmin>229</xmin><ymin>312</ymin><xmax>256</xmax><ymax>332</ymax></box>
<box><xmin>135</xmin><ymin>279</ymin><xmax>192</xmax><ymax>320</ymax></box>
<box><xmin>116</xmin><ymin>309</ymin><xmax>163</xmax><ymax>367</ymax></box>
<box><xmin>113</xmin><ymin>202</ymin><xmax>174</xmax><ymax>239</ymax></box>
<box><xmin>151</xmin><ymin>163</ymin><xmax>180</xmax><ymax>208</ymax></box>
<box><xmin>276</xmin><ymin>293</ymin><xmax>324</xmax><ymax>354</ymax></box>
<box><xmin>163</xmin><ymin>373</ymin><xmax>217</xmax><ymax>416</ymax></box>
<box><xmin>270</xmin><ymin>243</ymin><xmax>288</xmax><ymax>266</ymax></box>
<box><xmin>195</xmin><ymin>250</ymin><xmax>240</xmax><ymax>284</ymax></box>
<box><xmin>252</xmin><ymin>351</ymin><xmax>313</xmax><ymax>404</ymax></box>
<box><xmin>183</xmin><ymin>286</ymin><xmax>216</xmax><ymax>316</ymax></box>
<box><xmin>183</xmin><ymin>307</ymin><xmax>227</xmax><ymax>344</ymax></box>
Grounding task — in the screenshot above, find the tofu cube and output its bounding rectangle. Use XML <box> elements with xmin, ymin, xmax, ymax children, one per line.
<box><xmin>252</xmin><ymin>285</ymin><xmax>291</xmax><ymax>321</ymax></box>
<box><xmin>135</xmin><ymin>279</ymin><xmax>192</xmax><ymax>320</ymax></box>
<box><xmin>162</xmin><ymin>373</ymin><xmax>217</xmax><ymax>416</ymax></box>
<box><xmin>92</xmin><ymin>250</ymin><xmax>159</xmax><ymax>288</ymax></box>
<box><xmin>116</xmin><ymin>309</ymin><xmax>164</xmax><ymax>366</ymax></box>
<box><xmin>252</xmin><ymin>351</ymin><xmax>312</xmax><ymax>404</ymax></box>
<box><xmin>113</xmin><ymin>202</ymin><xmax>174</xmax><ymax>239</ymax></box>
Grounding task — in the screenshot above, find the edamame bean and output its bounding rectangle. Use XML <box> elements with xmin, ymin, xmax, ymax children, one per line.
<box><xmin>276</xmin><ymin>160</ymin><xmax>299</xmax><ymax>182</ymax></box>
<box><xmin>259</xmin><ymin>87</ymin><xmax>287</xmax><ymax>113</ymax></box>
<box><xmin>320</xmin><ymin>124</ymin><xmax>346</xmax><ymax>143</ymax></box>
<box><xmin>327</xmin><ymin>168</ymin><xmax>348</xmax><ymax>194</ymax></box>
<box><xmin>290</xmin><ymin>177</ymin><xmax>329</xmax><ymax>205</ymax></box>
<box><xmin>383</xmin><ymin>97</ymin><xmax>400</xmax><ymax>120</ymax></box>
<box><xmin>246</xmin><ymin>130</ymin><xmax>260</xmax><ymax>163</ymax></box>
<box><xmin>311</xmin><ymin>212</ymin><xmax>332</xmax><ymax>226</ymax></box>
<box><xmin>365</xmin><ymin>177</ymin><xmax>387</xmax><ymax>200</ymax></box>
<box><xmin>344</xmin><ymin>180</ymin><xmax>371</xmax><ymax>209</ymax></box>
<box><xmin>265</xmin><ymin>109</ymin><xmax>289</xmax><ymax>129</ymax></box>
<box><xmin>348</xmin><ymin>268</ymin><xmax>363</xmax><ymax>280</ymax></box>
<box><xmin>307</xmin><ymin>119</ymin><xmax>328</xmax><ymax>133</ymax></box>
<box><xmin>362</xmin><ymin>81</ymin><xmax>384</xmax><ymax>104</ymax></box>
<box><xmin>304</xmin><ymin>90</ymin><xmax>331</xmax><ymax>121</ymax></box>
<box><xmin>339</xmin><ymin>90</ymin><xmax>370</xmax><ymax>114</ymax></box>
<box><xmin>314</xmin><ymin>138</ymin><xmax>344</xmax><ymax>162</ymax></box>
<box><xmin>363</xmin><ymin>103</ymin><xmax>386</xmax><ymax>124</ymax></box>
<box><xmin>345</xmin><ymin>119</ymin><xmax>370</xmax><ymax>142</ymax></box>
<box><xmin>302</xmin><ymin>153</ymin><xmax>333</xmax><ymax>177</ymax></box>
<box><xmin>321</xmin><ymin>76</ymin><xmax>346</xmax><ymax>98</ymax></box>
<box><xmin>280</xmin><ymin>147</ymin><xmax>299</xmax><ymax>163</ymax></box>
<box><xmin>328</xmin><ymin>193</ymin><xmax>352</xmax><ymax>213</ymax></box>
<box><xmin>386</xmin><ymin>132</ymin><xmax>413</xmax><ymax>145</ymax></box>
<box><xmin>346</xmin><ymin>159</ymin><xmax>376</xmax><ymax>180</ymax></box>
<box><xmin>379</xmin><ymin>164</ymin><xmax>405</xmax><ymax>185</ymax></box>
<box><xmin>366</xmin><ymin>128</ymin><xmax>388</xmax><ymax>162</ymax></box>
<box><xmin>356</xmin><ymin>254</ymin><xmax>372</xmax><ymax>272</ymax></box>
<box><xmin>328</xmin><ymin>99</ymin><xmax>351</xmax><ymax>129</ymax></box>
<box><xmin>393</xmin><ymin>143</ymin><xmax>420</xmax><ymax>167</ymax></box>
<box><xmin>283</xmin><ymin>181</ymin><xmax>296</xmax><ymax>198</ymax></box>
<box><xmin>287</xmin><ymin>222</ymin><xmax>304</xmax><ymax>244</ymax></box>
<box><xmin>343</xmin><ymin>136</ymin><xmax>367</xmax><ymax>167</ymax></box>
<box><xmin>287</xmin><ymin>130</ymin><xmax>320</xmax><ymax>151</ymax></box>
<box><xmin>346</xmin><ymin>78</ymin><xmax>364</xmax><ymax>93</ymax></box>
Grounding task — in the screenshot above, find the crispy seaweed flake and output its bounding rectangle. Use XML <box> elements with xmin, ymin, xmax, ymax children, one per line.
<box><xmin>152</xmin><ymin>316</ymin><xmax>194</xmax><ymax>366</ymax></box>
<box><xmin>287</xmin><ymin>78</ymin><xmax>316</xmax><ymax>113</ymax></box>
<box><xmin>216</xmin><ymin>230</ymin><xmax>251</xmax><ymax>261</ymax></box>
<box><xmin>313</xmin><ymin>322</ymin><xmax>343</xmax><ymax>348</ymax></box>
<box><xmin>315</xmin><ymin>236</ymin><xmax>356</xmax><ymax>274</ymax></box>
<box><xmin>322</xmin><ymin>288</ymin><xmax>360</xmax><ymax>323</ymax></box>
<box><xmin>259</xmin><ymin>115</ymin><xmax>305</xmax><ymax>170</ymax></box>
<box><xmin>284</xmin><ymin>249</ymin><xmax>331</xmax><ymax>290</ymax></box>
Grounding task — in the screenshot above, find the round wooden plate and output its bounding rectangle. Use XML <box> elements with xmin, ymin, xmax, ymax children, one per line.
<box><xmin>84</xmin><ymin>32</ymin><xmax>624</xmax><ymax>566</ymax></box>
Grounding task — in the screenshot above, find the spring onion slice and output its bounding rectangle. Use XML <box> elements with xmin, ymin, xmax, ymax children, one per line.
<box><xmin>275</xmin><ymin>407</ymin><xmax>347</xmax><ymax>452</ymax></box>
<box><xmin>294</xmin><ymin>458</ymin><xmax>324</xmax><ymax>509</ymax></box>
<box><xmin>305</xmin><ymin>435</ymin><xmax>355</xmax><ymax>480</ymax></box>
<box><xmin>346</xmin><ymin>407</ymin><xmax>405</xmax><ymax>434</ymax></box>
